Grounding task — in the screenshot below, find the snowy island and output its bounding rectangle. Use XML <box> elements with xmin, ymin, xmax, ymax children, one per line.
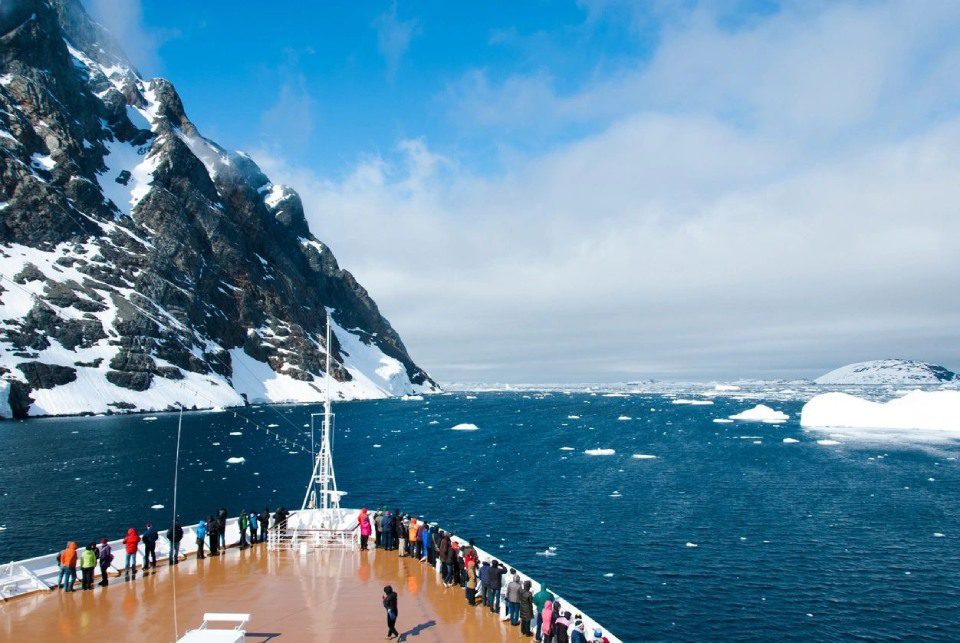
<box><xmin>814</xmin><ymin>359</ymin><xmax>957</xmax><ymax>385</ymax></box>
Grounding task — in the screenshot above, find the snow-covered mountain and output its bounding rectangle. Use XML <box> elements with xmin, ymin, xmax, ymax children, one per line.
<box><xmin>0</xmin><ymin>0</ymin><xmax>437</xmax><ymax>418</ymax></box>
<box><xmin>814</xmin><ymin>360</ymin><xmax>957</xmax><ymax>385</ymax></box>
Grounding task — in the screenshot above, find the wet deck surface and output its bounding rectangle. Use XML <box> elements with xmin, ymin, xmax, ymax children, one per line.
<box><xmin>0</xmin><ymin>546</ymin><xmax>530</xmax><ymax>642</ymax></box>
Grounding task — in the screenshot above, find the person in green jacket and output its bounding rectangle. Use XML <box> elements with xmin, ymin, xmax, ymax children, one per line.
<box><xmin>533</xmin><ymin>583</ymin><xmax>555</xmax><ymax>641</ymax></box>
<box><xmin>238</xmin><ymin>510</ymin><xmax>249</xmax><ymax>549</ymax></box>
<box><xmin>79</xmin><ymin>542</ymin><xmax>98</xmax><ymax>590</ymax></box>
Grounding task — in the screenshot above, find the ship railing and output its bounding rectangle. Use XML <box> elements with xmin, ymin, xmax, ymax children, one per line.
<box><xmin>266</xmin><ymin>526</ymin><xmax>357</xmax><ymax>551</ymax></box>
<box><xmin>0</xmin><ymin>561</ymin><xmax>49</xmax><ymax>601</ymax></box>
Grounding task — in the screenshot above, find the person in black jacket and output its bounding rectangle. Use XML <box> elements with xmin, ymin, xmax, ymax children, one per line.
<box><xmin>166</xmin><ymin>520</ymin><xmax>184</xmax><ymax>565</ymax></box>
<box><xmin>259</xmin><ymin>507</ymin><xmax>270</xmax><ymax>543</ymax></box>
<box><xmin>274</xmin><ymin>506</ymin><xmax>289</xmax><ymax>537</ymax></box>
<box><xmin>487</xmin><ymin>560</ymin><xmax>505</xmax><ymax>614</ymax></box>
<box><xmin>216</xmin><ymin>508</ymin><xmax>228</xmax><ymax>552</ymax></box>
<box><xmin>141</xmin><ymin>522</ymin><xmax>158</xmax><ymax>570</ymax></box>
<box><xmin>382</xmin><ymin>585</ymin><xmax>399</xmax><ymax>639</ymax></box>
<box><xmin>207</xmin><ymin>516</ymin><xmax>219</xmax><ymax>556</ymax></box>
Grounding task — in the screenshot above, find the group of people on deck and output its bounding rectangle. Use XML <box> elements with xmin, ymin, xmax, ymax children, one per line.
<box><xmin>54</xmin><ymin>506</ymin><xmax>291</xmax><ymax>591</ymax></box>
<box><xmin>361</xmin><ymin>508</ymin><xmax>610</xmax><ymax>643</ymax></box>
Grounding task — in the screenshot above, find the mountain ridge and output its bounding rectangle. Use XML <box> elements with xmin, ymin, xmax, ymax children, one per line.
<box><xmin>0</xmin><ymin>0</ymin><xmax>438</xmax><ymax>418</ymax></box>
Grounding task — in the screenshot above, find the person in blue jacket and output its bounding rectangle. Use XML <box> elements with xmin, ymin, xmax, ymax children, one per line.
<box><xmin>195</xmin><ymin>519</ymin><xmax>207</xmax><ymax>559</ymax></box>
<box><xmin>381</xmin><ymin>511</ymin><xmax>395</xmax><ymax>550</ymax></box>
<box><xmin>420</xmin><ymin>523</ymin><xmax>432</xmax><ymax>563</ymax></box>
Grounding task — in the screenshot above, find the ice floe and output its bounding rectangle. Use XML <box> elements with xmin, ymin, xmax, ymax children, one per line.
<box><xmin>672</xmin><ymin>399</ymin><xmax>714</xmax><ymax>405</ymax></box>
<box><xmin>729</xmin><ymin>404</ymin><xmax>789</xmax><ymax>423</ymax></box>
<box><xmin>712</xmin><ymin>419</ymin><xmax>734</xmax><ymax>424</ymax></box>
<box><xmin>816</xmin><ymin>439</ymin><xmax>840</xmax><ymax>446</ymax></box>
<box><xmin>225</xmin><ymin>456</ymin><xmax>246</xmax><ymax>464</ymax></box>
<box><xmin>559</xmin><ymin>447</ymin><xmax>575</xmax><ymax>451</ymax></box>
<box><xmin>631</xmin><ymin>454</ymin><xmax>657</xmax><ymax>459</ymax></box>
<box><xmin>584</xmin><ymin>448</ymin><xmax>616</xmax><ymax>456</ymax></box>
<box><xmin>567</xmin><ymin>415</ymin><xmax>581</xmax><ymax>419</ymax></box>
<box><xmin>617</xmin><ymin>415</ymin><xmax>632</xmax><ymax>421</ymax></box>
<box><xmin>450</xmin><ymin>423</ymin><xmax>479</xmax><ymax>431</ymax></box>
<box><xmin>782</xmin><ymin>438</ymin><xmax>800</xmax><ymax>444</ymax></box>
<box><xmin>150</xmin><ymin>504</ymin><xmax>164</xmax><ymax>509</ymax></box>
<box><xmin>800</xmin><ymin>391</ymin><xmax>960</xmax><ymax>438</ymax></box>
<box><xmin>142</xmin><ymin>416</ymin><xmax>158</xmax><ymax>421</ymax></box>
<box><xmin>685</xmin><ymin>542</ymin><xmax>699</xmax><ymax>548</ymax></box>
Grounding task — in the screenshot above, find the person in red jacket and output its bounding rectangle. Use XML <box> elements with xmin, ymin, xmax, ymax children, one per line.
<box><xmin>123</xmin><ymin>527</ymin><xmax>140</xmax><ymax>581</ymax></box>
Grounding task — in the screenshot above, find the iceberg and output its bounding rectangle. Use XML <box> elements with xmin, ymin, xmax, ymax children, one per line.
<box><xmin>729</xmin><ymin>404</ymin><xmax>789</xmax><ymax>423</ymax></box>
<box><xmin>450</xmin><ymin>423</ymin><xmax>479</xmax><ymax>431</ymax></box>
<box><xmin>800</xmin><ymin>390</ymin><xmax>960</xmax><ymax>437</ymax></box>
<box><xmin>584</xmin><ymin>448</ymin><xmax>616</xmax><ymax>456</ymax></box>
<box><xmin>225</xmin><ymin>456</ymin><xmax>246</xmax><ymax>464</ymax></box>
<box><xmin>631</xmin><ymin>454</ymin><xmax>657</xmax><ymax>459</ymax></box>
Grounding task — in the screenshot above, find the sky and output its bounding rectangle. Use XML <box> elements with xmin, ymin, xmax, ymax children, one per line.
<box><xmin>84</xmin><ymin>0</ymin><xmax>960</xmax><ymax>383</ymax></box>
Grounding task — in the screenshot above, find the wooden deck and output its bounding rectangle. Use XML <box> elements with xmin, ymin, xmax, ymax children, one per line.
<box><xmin>0</xmin><ymin>545</ymin><xmax>530</xmax><ymax>642</ymax></box>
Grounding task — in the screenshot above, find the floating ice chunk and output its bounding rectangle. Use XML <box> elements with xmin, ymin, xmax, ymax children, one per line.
<box><xmin>567</xmin><ymin>415</ymin><xmax>581</xmax><ymax>419</ymax></box>
<box><xmin>150</xmin><ymin>504</ymin><xmax>164</xmax><ymax>509</ymax></box>
<box><xmin>267</xmin><ymin>423</ymin><xmax>279</xmax><ymax>428</ymax></box>
<box><xmin>672</xmin><ymin>399</ymin><xmax>714</xmax><ymax>405</ymax></box>
<box><xmin>603</xmin><ymin>393</ymin><xmax>628</xmax><ymax>397</ymax></box>
<box><xmin>211</xmin><ymin>442</ymin><xmax>220</xmax><ymax>446</ymax></box>
<box><xmin>373</xmin><ymin>444</ymin><xmax>382</xmax><ymax>448</ymax></box>
<box><xmin>782</xmin><ymin>438</ymin><xmax>800</xmax><ymax>444</ymax></box>
<box><xmin>934</xmin><ymin>532</ymin><xmax>945</xmax><ymax>537</ymax></box>
<box><xmin>428</xmin><ymin>420</ymin><xmax>439</xmax><ymax>425</ymax></box>
<box><xmin>816</xmin><ymin>439</ymin><xmax>840</xmax><ymax>446</ymax></box>
<box><xmin>584</xmin><ymin>448</ymin><xmax>615</xmax><ymax>456</ymax></box>
<box><xmin>536</xmin><ymin>550</ymin><xmax>557</xmax><ymax>557</ymax></box>
<box><xmin>712</xmin><ymin>419</ymin><xmax>734</xmax><ymax>424</ymax></box>
<box><xmin>603</xmin><ymin>572</ymin><xmax>614</xmax><ymax>577</ymax></box>
<box><xmin>685</xmin><ymin>542</ymin><xmax>699</xmax><ymax>548</ymax></box>
<box><xmin>401</xmin><ymin>395</ymin><xmax>424</xmax><ymax>401</ymax></box>
<box><xmin>229</xmin><ymin>431</ymin><xmax>242</xmax><ymax>436</ymax></box>
<box><xmin>609</xmin><ymin>491</ymin><xmax>622</xmax><ymax>497</ymax></box>
<box><xmin>729</xmin><ymin>404</ymin><xmax>789</xmax><ymax>423</ymax></box>
<box><xmin>465</xmin><ymin>395</ymin><xmax>477</xmax><ymax>400</ymax></box>
<box><xmin>559</xmin><ymin>447</ymin><xmax>575</xmax><ymax>451</ymax></box>
<box><xmin>451</xmin><ymin>423</ymin><xmax>479</xmax><ymax>431</ymax></box>
<box><xmin>631</xmin><ymin>454</ymin><xmax>657</xmax><ymax>459</ymax></box>
<box><xmin>225</xmin><ymin>456</ymin><xmax>246</xmax><ymax>464</ymax></box>
<box><xmin>714</xmin><ymin>384</ymin><xmax>741</xmax><ymax>392</ymax></box>
<box><xmin>618</xmin><ymin>415</ymin><xmax>632</xmax><ymax>421</ymax></box>
<box><xmin>800</xmin><ymin>391</ymin><xmax>960</xmax><ymax>437</ymax></box>
<box><xmin>142</xmin><ymin>416</ymin><xmax>158</xmax><ymax>421</ymax></box>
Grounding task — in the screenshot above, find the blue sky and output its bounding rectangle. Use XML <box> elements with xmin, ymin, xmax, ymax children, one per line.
<box><xmin>85</xmin><ymin>1</ymin><xmax>960</xmax><ymax>383</ymax></box>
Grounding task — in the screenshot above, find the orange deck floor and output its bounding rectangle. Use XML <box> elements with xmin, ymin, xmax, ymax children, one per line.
<box><xmin>0</xmin><ymin>545</ymin><xmax>534</xmax><ymax>642</ymax></box>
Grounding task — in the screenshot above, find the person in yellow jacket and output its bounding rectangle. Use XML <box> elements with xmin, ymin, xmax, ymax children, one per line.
<box><xmin>407</xmin><ymin>518</ymin><xmax>419</xmax><ymax>558</ymax></box>
<box><xmin>79</xmin><ymin>542</ymin><xmax>98</xmax><ymax>590</ymax></box>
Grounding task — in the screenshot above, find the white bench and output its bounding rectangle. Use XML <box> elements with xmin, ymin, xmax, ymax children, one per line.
<box><xmin>177</xmin><ymin>613</ymin><xmax>250</xmax><ymax>643</ymax></box>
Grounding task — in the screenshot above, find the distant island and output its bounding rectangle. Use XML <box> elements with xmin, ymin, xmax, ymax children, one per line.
<box><xmin>814</xmin><ymin>359</ymin><xmax>957</xmax><ymax>385</ymax></box>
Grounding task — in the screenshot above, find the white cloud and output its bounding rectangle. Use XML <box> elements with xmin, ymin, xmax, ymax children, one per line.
<box><xmin>372</xmin><ymin>2</ymin><xmax>421</xmax><ymax>80</ymax></box>
<box><xmin>84</xmin><ymin>0</ymin><xmax>175</xmax><ymax>75</ymax></box>
<box><xmin>256</xmin><ymin>0</ymin><xmax>960</xmax><ymax>382</ymax></box>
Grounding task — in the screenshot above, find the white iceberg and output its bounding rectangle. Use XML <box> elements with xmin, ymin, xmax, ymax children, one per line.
<box><xmin>225</xmin><ymin>456</ymin><xmax>246</xmax><ymax>464</ymax></box>
<box><xmin>631</xmin><ymin>454</ymin><xmax>657</xmax><ymax>459</ymax></box>
<box><xmin>617</xmin><ymin>415</ymin><xmax>632</xmax><ymax>421</ymax></box>
<box><xmin>714</xmin><ymin>384</ymin><xmax>741</xmax><ymax>392</ymax></box>
<box><xmin>712</xmin><ymin>418</ymin><xmax>734</xmax><ymax>424</ymax></box>
<box><xmin>782</xmin><ymin>438</ymin><xmax>800</xmax><ymax>444</ymax></box>
<box><xmin>150</xmin><ymin>504</ymin><xmax>164</xmax><ymax>509</ymax></box>
<box><xmin>559</xmin><ymin>446</ymin><xmax>575</xmax><ymax>451</ymax></box>
<box><xmin>800</xmin><ymin>391</ymin><xmax>960</xmax><ymax>437</ymax></box>
<box><xmin>729</xmin><ymin>404</ymin><xmax>789</xmax><ymax>423</ymax></box>
<box><xmin>672</xmin><ymin>399</ymin><xmax>714</xmax><ymax>405</ymax></box>
<box><xmin>816</xmin><ymin>439</ymin><xmax>841</xmax><ymax>446</ymax></box>
<box><xmin>584</xmin><ymin>448</ymin><xmax>616</xmax><ymax>456</ymax></box>
<box><xmin>450</xmin><ymin>423</ymin><xmax>479</xmax><ymax>431</ymax></box>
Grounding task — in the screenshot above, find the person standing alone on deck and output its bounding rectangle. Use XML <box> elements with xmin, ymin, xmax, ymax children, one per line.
<box><xmin>382</xmin><ymin>584</ymin><xmax>400</xmax><ymax>639</ymax></box>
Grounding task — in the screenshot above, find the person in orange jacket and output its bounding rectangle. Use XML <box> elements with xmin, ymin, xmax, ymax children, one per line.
<box><xmin>123</xmin><ymin>527</ymin><xmax>140</xmax><ymax>581</ymax></box>
<box><xmin>57</xmin><ymin>542</ymin><xmax>78</xmax><ymax>592</ymax></box>
<box><xmin>407</xmin><ymin>518</ymin><xmax>419</xmax><ymax>558</ymax></box>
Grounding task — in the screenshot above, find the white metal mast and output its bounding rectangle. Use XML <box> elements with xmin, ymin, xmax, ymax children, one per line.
<box><xmin>300</xmin><ymin>311</ymin><xmax>342</xmax><ymax>529</ymax></box>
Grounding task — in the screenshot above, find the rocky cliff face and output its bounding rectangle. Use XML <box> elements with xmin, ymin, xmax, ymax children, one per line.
<box><xmin>0</xmin><ymin>0</ymin><xmax>437</xmax><ymax>418</ymax></box>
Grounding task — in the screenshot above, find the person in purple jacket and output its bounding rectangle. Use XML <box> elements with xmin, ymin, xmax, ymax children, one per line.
<box><xmin>97</xmin><ymin>537</ymin><xmax>113</xmax><ymax>587</ymax></box>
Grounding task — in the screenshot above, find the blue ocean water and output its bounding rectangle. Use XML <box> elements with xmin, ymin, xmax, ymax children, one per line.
<box><xmin>2</xmin><ymin>391</ymin><xmax>959</xmax><ymax>641</ymax></box>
